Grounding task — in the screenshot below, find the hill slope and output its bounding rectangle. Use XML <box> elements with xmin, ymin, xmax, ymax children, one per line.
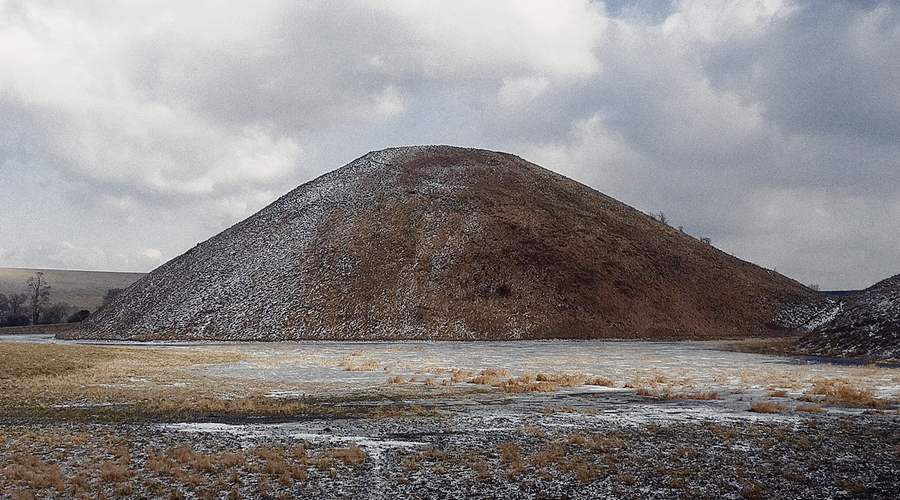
<box><xmin>795</xmin><ymin>274</ymin><xmax>900</xmax><ymax>361</ymax></box>
<box><xmin>68</xmin><ymin>146</ymin><xmax>819</xmax><ymax>341</ymax></box>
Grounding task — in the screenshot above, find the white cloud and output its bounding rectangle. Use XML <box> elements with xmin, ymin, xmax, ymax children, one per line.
<box><xmin>143</xmin><ymin>248</ymin><xmax>163</xmax><ymax>261</ymax></box>
<box><xmin>378</xmin><ymin>0</ymin><xmax>605</xmax><ymax>79</ymax></box>
<box><xmin>498</xmin><ymin>76</ymin><xmax>550</xmax><ymax>107</ymax></box>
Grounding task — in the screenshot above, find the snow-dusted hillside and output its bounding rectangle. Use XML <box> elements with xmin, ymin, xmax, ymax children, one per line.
<box><xmin>65</xmin><ymin>146</ymin><xmax>818</xmax><ymax>341</ymax></box>
<box><xmin>797</xmin><ymin>274</ymin><xmax>900</xmax><ymax>361</ymax></box>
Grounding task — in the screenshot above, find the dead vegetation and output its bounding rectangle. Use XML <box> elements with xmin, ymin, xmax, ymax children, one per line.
<box><xmin>806</xmin><ymin>378</ymin><xmax>885</xmax><ymax>408</ymax></box>
<box><xmin>464</xmin><ymin>369</ymin><xmax>617</xmax><ymax>393</ymax></box>
<box><xmin>749</xmin><ymin>401</ymin><xmax>786</xmax><ymax>413</ymax></box>
<box><xmin>382</xmin><ymin>417</ymin><xmax>900</xmax><ymax>497</ymax></box>
<box><xmin>0</xmin><ymin>427</ymin><xmax>368</xmax><ymax>499</ymax></box>
<box><xmin>1</xmin><ymin>336</ymin><xmax>900</xmax><ymax>498</ymax></box>
<box><xmin>0</xmin><ymin>342</ymin><xmax>323</xmax><ymax>420</ymax></box>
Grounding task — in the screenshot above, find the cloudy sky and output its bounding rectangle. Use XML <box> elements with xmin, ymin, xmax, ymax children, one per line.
<box><xmin>1</xmin><ymin>0</ymin><xmax>898</xmax><ymax>291</ymax></box>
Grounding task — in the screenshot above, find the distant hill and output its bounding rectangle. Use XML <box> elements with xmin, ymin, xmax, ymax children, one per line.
<box><xmin>794</xmin><ymin>274</ymin><xmax>900</xmax><ymax>362</ymax></box>
<box><xmin>68</xmin><ymin>146</ymin><xmax>819</xmax><ymax>341</ymax></box>
<box><xmin>0</xmin><ymin>267</ymin><xmax>145</xmax><ymax>313</ymax></box>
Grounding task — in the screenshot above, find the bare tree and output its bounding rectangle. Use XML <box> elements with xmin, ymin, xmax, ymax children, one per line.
<box><xmin>8</xmin><ymin>292</ymin><xmax>27</xmax><ymax>315</ymax></box>
<box><xmin>26</xmin><ymin>272</ymin><xmax>51</xmax><ymax>325</ymax></box>
<box><xmin>43</xmin><ymin>302</ymin><xmax>72</xmax><ymax>324</ymax></box>
<box><xmin>650</xmin><ymin>211</ymin><xmax>668</xmax><ymax>225</ymax></box>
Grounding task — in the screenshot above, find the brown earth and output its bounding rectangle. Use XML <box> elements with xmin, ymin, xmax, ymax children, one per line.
<box><xmin>67</xmin><ymin>146</ymin><xmax>820</xmax><ymax>341</ymax></box>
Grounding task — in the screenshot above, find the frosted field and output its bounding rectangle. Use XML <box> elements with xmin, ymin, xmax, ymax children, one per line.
<box><xmin>3</xmin><ymin>334</ymin><xmax>900</xmax><ymax>498</ymax></box>
<box><xmin>9</xmin><ymin>334</ymin><xmax>899</xmax><ymax>421</ymax></box>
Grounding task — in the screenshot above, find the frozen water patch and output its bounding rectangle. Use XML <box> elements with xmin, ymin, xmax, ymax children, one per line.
<box><xmin>162</xmin><ymin>420</ymin><xmax>426</xmax><ymax>463</ymax></box>
<box><xmin>6</xmin><ymin>334</ymin><xmax>899</xmax><ymax>421</ymax></box>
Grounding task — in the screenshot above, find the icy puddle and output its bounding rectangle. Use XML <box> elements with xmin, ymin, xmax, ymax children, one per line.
<box><xmin>6</xmin><ymin>335</ymin><xmax>900</xmax><ymax>418</ymax></box>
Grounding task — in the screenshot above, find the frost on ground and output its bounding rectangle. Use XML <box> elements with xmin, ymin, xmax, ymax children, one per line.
<box><xmin>1</xmin><ymin>336</ymin><xmax>899</xmax><ymax>499</ymax></box>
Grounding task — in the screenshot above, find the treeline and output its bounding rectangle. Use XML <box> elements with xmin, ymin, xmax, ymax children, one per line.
<box><xmin>0</xmin><ymin>272</ymin><xmax>121</xmax><ymax>327</ymax></box>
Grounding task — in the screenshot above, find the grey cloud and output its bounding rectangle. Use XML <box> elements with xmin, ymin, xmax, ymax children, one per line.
<box><xmin>702</xmin><ymin>1</ymin><xmax>900</xmax><ymax>146</ymax></box>
<box><xmin>124</xmin><ymin>3</ymin><xmax>410</xmax><ymax>131</ymax></box>
<box><xmin>2</xmin><ymin>0</ymin><xmax>898</xmax><ymax>290</ymax></box>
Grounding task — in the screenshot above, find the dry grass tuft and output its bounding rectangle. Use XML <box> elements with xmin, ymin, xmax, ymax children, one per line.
<box><xmin>468</xmin><ymin>368</ymin><xmax>510</xmax><ymax>386</ymax></box>
<box><xmin>450</xmin><ymin>369</ymin><xmax>473</xmax><ymax>382</ymax></box>
<box><xmin>806</xmin><ymin>379</ymin><xmax>885</xmax><ymax>408</ymax></box>
<box><xmin>749</xmin><ymin>401</ymin><xmax>785</xmax><ymax>413</ymax></box>
<box><xmin>339</xmin><ymin>359</ymin><xmax>381</xmax><ymax>371</ymax></box>
<box><xmin>635</xmin><ymin>387</ymin><xmax>718</xmax><ymax>400</ymax></box>
<box><xmin>587</xmin><ymin>377</ymin><xmax>615</xmax><ymax>387</ymax></box>
<box><xmin>326</xmin><ymin>443</ymin><xmax>367</xmax><ymax>466</ymax></box>
<box><xmin>499</xmin><ymin>376</ymin><xmax>558</xmax><ymax>393</ymax></box>
<box><xmin>98</xmin><ymin>462</ymin><xmax>131</xmax><ymax>482</ymax></box>
<box><xmin>796</xmin><ymin>403</ymin><xmax>824</xmax><ymax>414</ymax></box>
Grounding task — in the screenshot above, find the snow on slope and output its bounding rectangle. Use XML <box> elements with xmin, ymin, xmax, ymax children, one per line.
<box><xmin>67</xmin><ymin>146</ymin><xmax>818</xmax><ymax>341</ymax></box>
<box><xmin>797</xmin><ymin>274</ymin><xmax>900</xmax><ymax>361</ymax></box>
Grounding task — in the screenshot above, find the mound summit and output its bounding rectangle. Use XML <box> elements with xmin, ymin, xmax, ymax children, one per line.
<box><xmin>69</xmin><ymin>146</ymin><xmax>818</xmax><ymax>341</ymax></box>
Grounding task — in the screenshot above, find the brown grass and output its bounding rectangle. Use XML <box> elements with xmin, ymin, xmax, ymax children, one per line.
<box><xmin>340</xmin><ymin>359</ymin><xmax>381</xmax><ymax>371</ymax></box>
<box><xmin>326</xmin><ymin>443</ymin><xmax>367</xmax><ymax>466</ymax></box>
<box><xmin>796</xmin><ymin>403</ymin><xmax>824</xmax><ymax>413</ymax></box>
<box><xmin>0</xmin><ymin>427</ymin><xmax>374</xmax><ymax>498</ymax></box>
<box><xmin>749</xmin><ymin>401</ymin><xmax>785</xmax><ymax>413</ymax></box>
<box><xmin>0</xmin><ymin>342</ymin><xmax>327</xmax><ymax>417</ymax></box>
<box><xmin>806</xmin><ymin>379</ymin><xmax>885</xmax><ymax>408</ymax></box>
<box><xmin>635</xmin><ymin>387</ymin><xmax>719</xmax><ymax>400</ymax></box>
<box><xmin>464</xmin><ymin>370</ymin><xmax>616</xmax><ymax>393</ymax></box>
<box><xmin>98</xmin><ymin>462</ymin><xmax>131</xmax><ymax>482</ymax></box>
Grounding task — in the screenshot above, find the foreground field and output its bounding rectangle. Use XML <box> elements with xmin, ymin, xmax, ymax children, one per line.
<box><xmin>1</xmin><ymin>333</ymin><xmax>899</xmax><ymax>499</ymax></box>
